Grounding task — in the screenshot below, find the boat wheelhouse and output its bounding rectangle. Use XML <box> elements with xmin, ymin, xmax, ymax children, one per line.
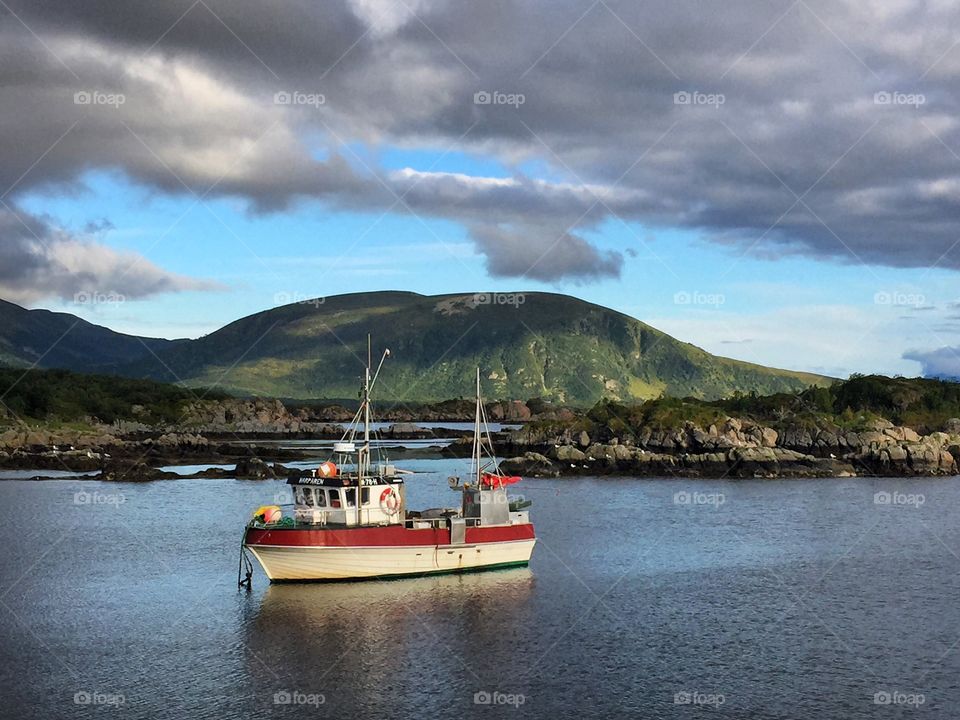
<box><xmin>240</xmin><ymin>346</ymin><xmax>536</xmax><ymax>583</ymax></box>
<box><xmin>289</xmin><ymin>443</ymin><xmax>406</xmax><ymax>528</ymax></box>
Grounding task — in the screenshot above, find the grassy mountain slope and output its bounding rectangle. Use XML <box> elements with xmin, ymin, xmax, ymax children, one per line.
<box><xmin>119</xmin><ymin>291</ymin><xmax>829</xmax><ymax>403</ymax></box>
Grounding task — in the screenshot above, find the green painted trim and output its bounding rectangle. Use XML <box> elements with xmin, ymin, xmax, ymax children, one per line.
<box><xmin>267</xmin><ymin>560</ymin><xmax>530</xmax><ymax>584</ymax></box>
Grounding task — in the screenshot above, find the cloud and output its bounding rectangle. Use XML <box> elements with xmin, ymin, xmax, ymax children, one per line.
<box><xmin>82</xmin><ymin>218</ymin><xmax>114</xmax><ymax>234</ymax></box>
<box><xmin>7</xmin><ymin>0</ymin><xmax>960</xmax><ymax>282</ymax></box>
<box><xmin>346</xmin><ymin>0</ymin><xmax>434</xmax><ymax>38</ymax></box>
<box><xmin>0</xmin><ymin>207</ymin><xmax>223</xmax><ymax>304</ymax></box>
<box><xmin>903</xmin><ymin>346</ymin><xmax>960</xmax><ymax>379</ymax></box>
<box><xmin>469</xmin><ymin>223</ymin><xmax>622</xmax><ymax>281</ymax></box>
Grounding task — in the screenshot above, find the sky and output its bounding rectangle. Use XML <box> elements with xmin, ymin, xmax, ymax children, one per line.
<box><xmin>3</xmin><ymin>0</ymin><xmax>960</xmax><ymax>378</ymax></box>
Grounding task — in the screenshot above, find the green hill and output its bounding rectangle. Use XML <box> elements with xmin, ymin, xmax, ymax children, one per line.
<box><xmin>113</xmin><ymin>291</ymin><xmax>829</xmax><ymax>403</ymax></box>
<box><xmin>0</xmin><ymin>299</ymin><xmax>181</xmax><ymax>372</ymax></box>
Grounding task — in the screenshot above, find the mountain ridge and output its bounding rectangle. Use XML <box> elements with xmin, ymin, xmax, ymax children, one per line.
<box><xmin>0</xmin><ymin>292</ymin><xmax>830</xmax><ymax>403</ymax></box>
<box><xmin>0</xmin><ymin>298</ymin><xmax>182</xmax><ymax>372</ymax></box>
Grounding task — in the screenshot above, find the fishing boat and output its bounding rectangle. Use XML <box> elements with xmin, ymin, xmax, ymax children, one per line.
<box><xmin>239</xmin><ymin>347</ymin><xmax>536</xmax><ymax>583</ymax></box>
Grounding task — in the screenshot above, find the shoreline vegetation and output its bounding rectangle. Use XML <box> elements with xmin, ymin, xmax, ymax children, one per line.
<box><xmin>2</xmin><ymin>369</ymin><xmax>960</xmax><ymax>480</ymax></box>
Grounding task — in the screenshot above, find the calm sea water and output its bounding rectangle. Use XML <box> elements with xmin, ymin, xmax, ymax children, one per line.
<box><xmin>2</xmin><ymin>461</ymin><xmax>959</xmax><ymax>718</ymax></box>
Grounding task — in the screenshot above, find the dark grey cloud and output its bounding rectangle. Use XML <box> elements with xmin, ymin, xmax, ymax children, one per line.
<box><xmin>470</xmin><ymin>223</ymin><xmax>621</xmax><ymax>282</ymax></box>
<box><xmin>81</xmin><ymin>218</ymin><xmax>114</xmax><ymax>234</ymax></box>
<box><xmin>4</xmin><ymin>0</ymin><xmax>960</xmax><ymax>282</ymax></box>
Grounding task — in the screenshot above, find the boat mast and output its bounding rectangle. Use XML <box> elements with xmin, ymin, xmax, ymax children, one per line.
<box><xmin>473</xmin><ymin>367</ymin><xmax>481</xmax><ymax>486</ymax></box>
<box><xmin>361</xmin><ymin>335</ymin><xmax>371</xmax><ymax>526</ymax></box>
<box><xmin>364</xmin><ymin>336</ymin><xmax>371</xmax><ymax>469</ymax></box>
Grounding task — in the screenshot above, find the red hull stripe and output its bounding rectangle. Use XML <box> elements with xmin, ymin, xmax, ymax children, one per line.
<box><xmin>466</xmin><ymin>524</ymin><xmax>536</xmax><ymax>544</ymax></box>
<box><xmin>244</xmin><ymin>523</ymin><xmax>535</xmax><ymax>548</ymax></box>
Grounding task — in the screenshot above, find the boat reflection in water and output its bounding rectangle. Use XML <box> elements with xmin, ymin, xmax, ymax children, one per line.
<box><xmin>243</xmin><ymin>568</ymin><xmax>535</xmax><ymax>715</ymax></box>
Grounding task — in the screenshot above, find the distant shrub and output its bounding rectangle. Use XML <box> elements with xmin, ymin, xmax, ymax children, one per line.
<box><xmin>577</xmin><ymin>375</ymin><xmax>960</xmax><ymax>435</ymax></box>
<box><xmin>0</xmin><ymin>368</ymin><xmax>229</xmax><ymax>425</ymax></box>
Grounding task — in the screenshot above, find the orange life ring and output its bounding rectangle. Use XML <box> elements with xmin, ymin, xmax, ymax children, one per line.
<box><xmin>379</xmin><ymin>487</ymin><xmax>400</xmax><ymax>515</ymax></box>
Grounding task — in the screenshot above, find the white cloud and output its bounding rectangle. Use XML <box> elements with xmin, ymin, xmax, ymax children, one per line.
<box><xmin>0</xmin><ymin>208</ymin><xmax>223</xmax><ymax>304</ymax></box>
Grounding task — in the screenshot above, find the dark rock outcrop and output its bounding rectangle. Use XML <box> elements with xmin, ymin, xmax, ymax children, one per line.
<box><xmin>498</xmin><ymin>415</ymin><xmax>960</xmax><ymax>478</ymax></box>
<box><xmin>500</xmin><ymin>452</ymin><xmax>560</xmax><ymax>477</ymax></box>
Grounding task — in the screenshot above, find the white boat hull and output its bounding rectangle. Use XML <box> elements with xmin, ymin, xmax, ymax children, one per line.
<box><xmin>246</xmin><ymin>538</ymin><xmax>536</xmax><ymax>581</ymax></box>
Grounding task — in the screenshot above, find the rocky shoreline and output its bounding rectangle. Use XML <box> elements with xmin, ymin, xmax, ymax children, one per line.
<box><xmin>494</xmin><ymin>416</ymin><xmax>960</xmax><ymax>479</ymax></box>
<box><xmin>4</xmin><ymin>396</ymin><xmax>960</xmax><ymax>481</ymax></box>
<box><xmin>0</xmin><ymin>424</ymin><xmax>474</xmax><ymax>480</ymax></box>
<box><xmin>0</xmin><ymin>415</ymin><xmax>472</xmax><ymax>482</ymax></box>
<box><xmin>0</xmin><ymin>396</ymin><xmax>524</xmax><ymax>481</ymax></box>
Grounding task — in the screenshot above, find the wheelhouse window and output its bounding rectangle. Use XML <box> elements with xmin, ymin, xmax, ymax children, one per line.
<box><xmin>315</xmin><ymin>488</ymin><xmax>326</xmax><ymax>507</ymax></box>
<box><xmin>361</xmin><ymin>488</ymin><xmax>370</xmax><ymax>506</ymax></box>
<box><xmin>328</xmin><ymin>489</ymin><xmax>342</xmax><ymax>508</ymax></box>
<box><xmin>296</xmin><ymin>487</ymin><xmax>315</xmax><ymax>507</ymax></box>
<box><xmin>345</xmin><ymin>488</ymin><xmax>357</xmax><ymax>507</ymax></box>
